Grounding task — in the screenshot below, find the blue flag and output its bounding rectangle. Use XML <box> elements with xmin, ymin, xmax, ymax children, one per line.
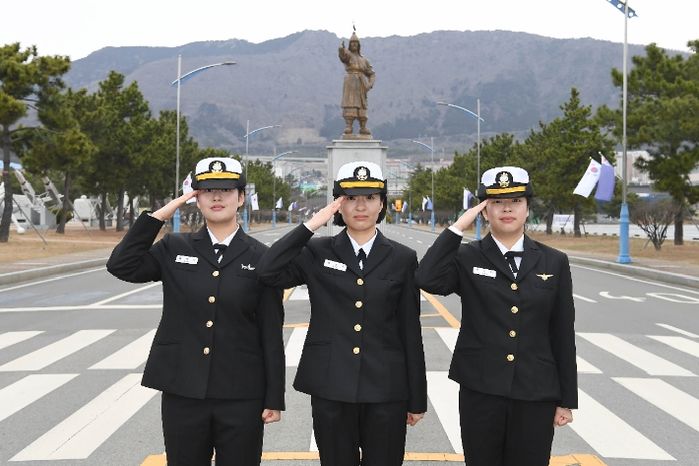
<box><xmin>594</xmin><ymin>156</ymin><xmax>615</xmax><ymax>202</ymax></box>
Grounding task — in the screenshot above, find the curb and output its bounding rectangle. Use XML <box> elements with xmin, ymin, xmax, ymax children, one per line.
<box><xmin>0</xmin><ymin>257</ymin><xmax>108</xmax><ymax>286</ymax></box>
<box><xmin>567</xmin><ymin>255</ymin><xmax>699</xmax><ymax>290</ymax></box>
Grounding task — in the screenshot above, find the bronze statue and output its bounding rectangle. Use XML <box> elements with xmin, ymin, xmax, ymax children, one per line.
<box><xmin>339</xmin><ymin>30</ymin><xmax>375</xmax><ymax>138</ymax></box>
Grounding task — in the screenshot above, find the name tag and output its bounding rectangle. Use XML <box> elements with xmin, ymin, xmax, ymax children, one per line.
<box><xmin>175</xmin><ymin>255</ymin><xmax>199</xmax><ymax>265</ymax></box>
<box><xmin>324</xmin><ymin>259</ymin><xmax>347</xmax><ymax>272</ymax></box>
<box><xmin>473</xmin><ymin>266</ymin><xmax>496</xmax><ymax>278</ymax></box>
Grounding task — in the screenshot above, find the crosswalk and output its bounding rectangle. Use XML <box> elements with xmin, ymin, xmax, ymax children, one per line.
<box><xmin>0</xmin><ymin>288</ymin><xmax>697</xmax><ymax>464</ymax></box>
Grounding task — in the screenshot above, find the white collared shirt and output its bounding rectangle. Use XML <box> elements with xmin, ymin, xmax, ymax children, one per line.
<box><xmin>492</xmin><ymin>234</ymin><xmax>524</xmax><ymax>277</ymax></box>
<box><xmin>347</xmin><ymin>230</ymin><xmax>378</xmax><ymax>258</ymax></box>
<box><xmin>208</xmin><ymin>227</ymin><xmax>239</xmax><ymax>262</ymax></box>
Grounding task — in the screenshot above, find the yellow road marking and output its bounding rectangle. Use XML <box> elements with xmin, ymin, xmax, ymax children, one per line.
<box><xmin>283</xmin><ymin>322</ymin><xmax>310</xmax><ymax>328</ymax></box>
<box><xmin>283</xmin><ymin>288</ymin><xmax>295</xmax><ymax>302</ymax></box>
<box><xmin>420</xmin><ymin>290</ymin><xmax>461</xmax><ymax>329</ymax></box>
<box><xmin>142</xmin><ymin>452</ymin><xmax>607</xmax><ymax>464</ymax></box>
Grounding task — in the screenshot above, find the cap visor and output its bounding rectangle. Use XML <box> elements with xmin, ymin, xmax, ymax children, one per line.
<box><xmin>341</xmin><ymin>187</ymin><xmax>384</xmax><ymax>196</ymax></box>
<box><xmin>194</xmin><ymin>179</ymin><xmax>243</xmax><ymax>190</ymax></box>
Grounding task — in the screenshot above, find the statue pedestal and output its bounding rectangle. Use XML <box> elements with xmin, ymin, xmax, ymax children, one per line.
<box><xmin>325</xmin><ymin>138</ymin><xmax>388</xmax><ymax>235</ymax></box>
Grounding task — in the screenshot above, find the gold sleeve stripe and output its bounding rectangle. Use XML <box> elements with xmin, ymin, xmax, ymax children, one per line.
<box><xmin>485</xmin><ymin>186</ymin><xmax>526</xmax><ymax>195</ymax></box>
<box><xmin>195</xmin><ymin>172</ymin><xmax>240</xmax><ymax>181</ymax></box>
<box><xmin>339</xmin><ymin>181</ymin><xmax>385</xmax><ymax>189</ymax></box>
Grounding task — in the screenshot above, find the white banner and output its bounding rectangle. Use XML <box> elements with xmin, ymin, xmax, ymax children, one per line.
<box><xmin>573</xmin><ymin>159</ymin><xmax>602</xmax><ymax>197</ymax></box>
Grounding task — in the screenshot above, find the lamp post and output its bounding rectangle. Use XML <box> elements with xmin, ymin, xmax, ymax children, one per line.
<box><xmin>606</xmin><ymin>0</ymin><xmax>636</xmax><ymax>264</ymax></box>
<box><xmin>242</xmin><ymin>120</ymin><xmax>281</xmax><ymax>232</ymax></box>
<box><xmin>286</xmin><ymin>167</ymin><xmax>303</xmax><ymax>225</ymax></box>
<box><xmin>437</xmin><ymin>100</ymin><xmax>485</xmax><ymax>239</ymax></box>
<box><xmin>271</xmin><ymin>150</ymin><xmax>297</xmax><ymax>228</ymax></box>
<box><xmin>171</xmin><ymin>55</ymin><xmax>236</xmax><ymax>232</ymax></box>
<box><xmin>410</xmin><ymin>138</ymin><xmax>435</xmax><ymax>232</ymax></box>
<box><xmin>395</xmin><ymin>159</ymin><xmax>416</xmax><ymax>227</ymax></box>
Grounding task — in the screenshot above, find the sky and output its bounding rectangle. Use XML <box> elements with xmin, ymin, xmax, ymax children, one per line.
<box><xmin>3</xmin><ymin>0</ymin><xmax>696</xmax><ymax>60</ymax></box>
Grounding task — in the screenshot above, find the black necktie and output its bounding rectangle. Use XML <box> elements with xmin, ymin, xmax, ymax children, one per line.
<box><xmin>504</xmin><ymin>251</ymin><xmax>523</xmax><ymax>274</ymax></box>
<box><xmin>357</xmin><ymin>249</ymin><xmax>367</xmax><ymax>270</ymax></box>
<box><xmin>213</xmin><ymin>243</ymin><xmax>227</xmax><ymax>263</ymax></box>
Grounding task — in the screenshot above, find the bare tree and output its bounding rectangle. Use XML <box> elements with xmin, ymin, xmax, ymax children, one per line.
<box><xmin>630</xmin><ymin>199</ymin><xmax>675</xmax><ymax>251</ymax></box>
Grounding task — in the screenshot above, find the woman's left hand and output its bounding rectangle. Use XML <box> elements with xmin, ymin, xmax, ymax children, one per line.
<box><xmin>262</xmin><ymin>409</ymin><xmax>281</xmax><ymax>424</ymax></box>
<box><xmin>553</xmin><ymin>407</ymin><xmax>573</xmax><ymax>426</ymax></box>
<box><xmin>406</xmin><ymin>412</ymin><xmax>424</xmax><ymax>426</ymax></box>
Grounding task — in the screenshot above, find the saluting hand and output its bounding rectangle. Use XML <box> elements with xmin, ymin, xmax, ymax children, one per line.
<box><xmin>305</xmin><ymin>197</ymin><xmax>344</xmax><ymax>231</ymax></box>
<box><xmin>150</xmin><ymin>191</ymin><xmax>198</xmax><ymax>222</ymax></box>
<box><xmin>406</xmin><ymin>412</ymin><xmax>424</xmax><ymax>426</ymax></box>
<box><xmin>452</xmin><ymin>200</ymin><xmax>488</xmax><ymax>233</ymax></box>
<box><xmin>553</xmin><ymin>407</ymin><xmax>573</xmax><ymax>427</ymax></box>
<box><xmin>262</xmin><ymin>409</ymin><xmax>281</xmax><ymax>424</ymax></box>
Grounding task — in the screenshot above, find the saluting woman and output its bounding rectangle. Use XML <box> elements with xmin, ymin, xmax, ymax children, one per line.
<box><xmin>107</xmin><ymin>157</ymin><xmax>284</xmax><ymax>466</ymax></box>
<box><xmin>415</xmin><ymin>166</ymin><xmax>577</xmax><ymax>466</ymax></box>
<box><xmin>257</xmin><ymin>161</ymin><xmax>427</xmax><ymax>466</ymax></box>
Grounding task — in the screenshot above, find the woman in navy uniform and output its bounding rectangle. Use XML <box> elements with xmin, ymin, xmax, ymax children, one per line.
<box><xmin>257</xmin><ymin>161</ymin><xmax>427</xmax><ymax>466</ymax></box>
<box><xmin>415</xmin><ymin>166</ymin><xmax>577</xmax><ymax>466</ymax></box>
<box><xmin>107</xmin><ymin>157</ymin><xmax>284</xmax><ymax>466</ymax></box>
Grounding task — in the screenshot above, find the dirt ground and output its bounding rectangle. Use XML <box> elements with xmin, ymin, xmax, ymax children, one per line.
<box><xmin>1</xmin><ymin>222</ymin><xmax>698</xmax><ymax>267</ymax></box>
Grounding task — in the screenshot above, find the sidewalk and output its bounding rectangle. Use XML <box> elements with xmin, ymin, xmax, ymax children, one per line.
<box><xmin>1</xmin><ymin>224</ymin><xmax>699</xmax><ymax>289</ymax></box>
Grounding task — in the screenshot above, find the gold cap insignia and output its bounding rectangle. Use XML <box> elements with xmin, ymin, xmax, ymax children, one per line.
<box><xmin>498</xmin><ymin>172</ymin><xmax>511</xmax><ymax>188</ymax></box>
<box><xmin>210</xmin><ymin>161</ymin><xmax>224</xmax><ymax>173</ymax></box>
<box><xmin>355</xmin><ymin>166</ymin><xmax>369</xmax><ymax>181</ymax></box>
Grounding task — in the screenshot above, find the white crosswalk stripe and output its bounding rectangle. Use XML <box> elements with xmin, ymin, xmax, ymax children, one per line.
<box><xmin>0</xmin><ymin>331</ymin><xmax>43</xmax><ymax>350</ymax></box>
<box><xmin>0</xmin><ymin>374</ymin><xmax>78</xmax><ymax>422</ymax></box>
<box><xmin>0</xmin><ymin>330</ymin><xmax>115</xmax><ymax>372</ymax></box>
<box><xmin>570</xmin><ymin>389</ymin><xmax>675</xmax><ymax>460</ymax></box>
<box><xmin>655</xmin><ymin>322</ymin><xmax>699</xmax><ymax>338</ymax></box>
<box><xmin>576</xmin><ymin>356</ymin><xmax>602</xmax><ymax>374</ymax></box>
<box><xmin>285</xmin><ymin>327</ymin><xmax>308</xmax><ymax>367</ymax></box>
<box><xmin>577</xmin><ymin>332</ymin><xmax>696</xmax><ymax>376</ymax></box>
<box><xmin>647</xmin><ymin>335</ymin><xmax>699</xmax><ymax>358</ymax></box>
<box><xmin>288</xmin><ymin>286</ymin><xmax>310</xmax><ymax>301</ymax></box>
<box><xmin>10</xmin><ymin>373</ymin><xmax>158</xmax><ymax>461</ymax></box>
<box><xmin>426</xmin><ymin>371</ymin><xmax>462</xmax><ymax>454</ymax></box>
<box><xmin>89</xmin><ymin>330</ymin><xmax>156</xmax><ymax>370</ymax></box>
<box><xmin>613</xmin><ymin>377</ymin><xmax>699</xmax><ymax>433</ymax></box>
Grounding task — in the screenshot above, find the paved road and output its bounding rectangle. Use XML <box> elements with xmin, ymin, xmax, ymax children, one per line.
<box><xmin>0</xmin><ymin>224</ymin><xmax>697</xmax><ymax>466</ymax></box>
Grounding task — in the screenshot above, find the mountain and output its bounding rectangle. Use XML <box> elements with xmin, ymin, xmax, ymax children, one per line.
<box><xmin>65</xmin><ymin>30</ymin><xmax>650</xmax><ymax>156</ymax></box>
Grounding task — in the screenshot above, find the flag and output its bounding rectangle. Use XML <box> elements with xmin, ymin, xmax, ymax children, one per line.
<box><xmin>288</xmin><ymin>201</ymin><xmax>297</xmax><ymax>211</ymax></box>
<box><xmin>275</xmin><ymin>197</ymin><xmax>283</xmax><ymax>209</ymax></box>
<box><xmin>250</xmin><ymin>193</ymin><xmax>259</xmax><ymax>211</ymax></box>
<box><xmin>425</xmin><ymin>196</ymin><xmax>433</xmax><ymax>211</ymax></box>
<box><xmin>182</xmin><ymin>172</ymin><xmax>196</xmax><ymax>204</ymax></box>
<box><xmin>463</xmin><ymin>188</ymin><xmax>473</xmax><ymax>210</ymax></box>
<box><xmin>421</xmin><ymin>196</ymin><xmax>427</xmax><ymax>211</ymax></box>
<box><xmin>573</xmin><ymin>159</ymin><xmax>602</xmax><ymax>197</ymax></box>
<box><xmin>402</xmin><ymin>200</ymin><xmax>408</xmax><ymax>213</ymax></box>
<box><xmin>594</xmin><ymin>156</ymin><xmax>615</xmax><ymax>202</ymax></box>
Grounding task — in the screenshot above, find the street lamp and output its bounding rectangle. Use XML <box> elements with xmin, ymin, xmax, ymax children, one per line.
<box><xmin>437</xmin><ymin>100</ymin><xmax>485</xmax><ymax>239</ymax></box>
<box><xmin>271</xmin><ymin>150</ymin><xmax>297</xmax><ymax>228</ymax></box>
<box><xmin>242</xmin><ymin>120</ymin><xmax>281</xmax><ymax>232</ymax></box>
<box><xmin>606</xmin><ymin>0</ymin><xmax>637</xmax><ymax>264</ymax></box>
<box><xmin>171</xmin><ymin>55</ymin><xmax>236</xmax><ymax>232</ymax></box>
<box><xmin>410</xmin><ymin>138</ymin><xmax>435</xmax><ymax>232</ymax></box>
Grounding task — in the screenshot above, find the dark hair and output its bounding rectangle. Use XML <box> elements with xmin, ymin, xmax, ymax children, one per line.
<box><xmin>333</xmin><ymin>193</ymin><xmax>387</xmax><ymax>226</ymax></box>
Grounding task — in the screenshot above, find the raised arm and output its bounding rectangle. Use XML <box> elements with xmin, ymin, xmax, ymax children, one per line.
<box><xmin>415</xmin><ymin>201</ymin><xmax>487</xmax><ymax>296</ymax></box>
<box><xmin>257</xmin><ymin>197</ymin><xmax>344</xmax><ymax>288</ymax></box>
